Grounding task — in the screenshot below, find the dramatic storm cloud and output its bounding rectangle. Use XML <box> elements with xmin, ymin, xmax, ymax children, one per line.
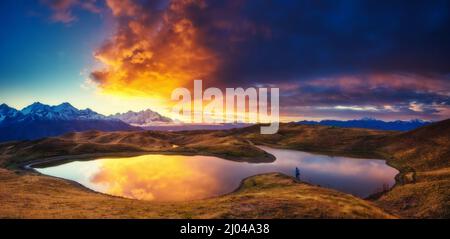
<box><xmin>90</xmin><ymin>0</ymin><xmax>219</xmax><ymax>99</ymax></box>
<box><xmin>42</xmin><ymin>0</ymin><xmax>450</xmax><ymax>120</ymax></box>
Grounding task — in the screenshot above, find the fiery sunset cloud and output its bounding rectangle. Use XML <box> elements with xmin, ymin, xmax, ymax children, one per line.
<box><xmin>90</xmin><ymin>0</ymin><xmax>218</xmax><ymax>99</ymax></box>
<box><xmin>3</xmin><ymin>0</ymin><xmax>450</xmax><ymax>120</ymax></box>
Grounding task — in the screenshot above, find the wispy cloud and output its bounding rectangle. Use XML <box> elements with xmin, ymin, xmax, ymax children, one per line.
<box><xmin>41</xmin><ymin>0</ymin><xmax>101</xmax><ymax>24</ymax></box>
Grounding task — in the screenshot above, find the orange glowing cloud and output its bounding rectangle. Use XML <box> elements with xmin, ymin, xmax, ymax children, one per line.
<box><xmin>90</xmin><ymin>0</ymin><xmax>219</xmax><ymax>100</ymax></box>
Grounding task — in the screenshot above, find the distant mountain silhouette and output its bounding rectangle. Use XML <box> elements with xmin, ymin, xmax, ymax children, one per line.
<box><xmin>141</xmin><ymin>123</ymin><xmax>251</xmax><ymax>131</ymax></box>
<box><xmin>0</xmin><ymin>102</ymin><xmax>140</xmax><ymax>142</ymax></box>
<box><xmin>297</xmin><ymin>117</ymin><xmax>431</xmax><ymax>131</ymax></box>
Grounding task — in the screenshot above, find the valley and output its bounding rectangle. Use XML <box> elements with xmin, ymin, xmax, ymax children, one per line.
<box><xmin>0</xmin><ymin>120</ymin><xmax>449</xmax><ymax>218</ymax></box>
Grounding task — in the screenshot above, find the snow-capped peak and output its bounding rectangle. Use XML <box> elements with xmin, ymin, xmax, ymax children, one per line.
<box><xmin>109</xmin><ymin>108</ymin><xmax>173</xmax><ymax>127</ymax></box>
<box><xmin>359</xmin><ymin>117</ymin><xmax>378</xmax><ymax>121</ymax></box>
<box><xmin>53</xmin><ymin>102</ymin><xmax>78</xmax><ymax>112</ymax></box>
<box><xmin>1</xmin><ymin>102</ymin><xmax>172</xmax><ymax>125</ymax></box>
<box><xmin>0</xmin><ymin>104</ymin><xmax>19</xmax><ymax>122</ymax></box>
<box><xmin>9</xmin><ymin>102</ymin><xmax>106</xmax><ymax>121</ymax></box>
<box><xmin>21</xmin><ymin>102</ymin><xmax>51</xmax><ymax>115</ymax></box>
<box><xmin>0</xmin><ymin>103</ymin><xmax>16</xmax><ymax>112</ymax></box>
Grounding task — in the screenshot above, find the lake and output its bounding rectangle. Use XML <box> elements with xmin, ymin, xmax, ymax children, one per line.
<box><xmin>34</xmin><ymin>146</ymin><xmax>398</xmax><ymax>201</ymax></box>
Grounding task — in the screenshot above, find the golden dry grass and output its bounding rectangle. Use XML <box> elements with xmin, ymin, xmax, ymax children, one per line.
<box><xmin>0</xmin><ymin>130</ymin><xmax>274</xmax><ymax>168</ymax></box>
<box><xmin>234</xmin><ymin>121</ymin><xmax>450</xmax><ymax>218</ymax></box>
<box><xmin>374</xmin><ymin>168</ymin><xmax>450</xmax><ymax>218</ymax></box>
<box><xmin>0</xmin><ymin>169</ymin><xmax>394</xmax><ymax>219</ymax></box>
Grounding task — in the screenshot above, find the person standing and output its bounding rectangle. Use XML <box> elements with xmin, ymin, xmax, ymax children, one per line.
<box><xmin>295</xmin><ymin>167</ymin><xmax>300</xmax><ymax>180</ymax></box>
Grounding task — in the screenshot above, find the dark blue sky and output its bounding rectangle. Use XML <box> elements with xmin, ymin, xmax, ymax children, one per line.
<box><xmin>1</xmin><ymin>0</ymin><xmax>450</xmax><ymax>120</ymax></box>
<box><xmin>0</xmin><ymin>0</ymin><xmax>113</xmax><ymax>111</ymax></box>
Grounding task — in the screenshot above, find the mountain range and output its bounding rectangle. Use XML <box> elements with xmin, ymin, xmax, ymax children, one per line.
<box><xmin>0</xmin><ymin>102</ymin><xmax>172</xmax><ymax>142</ymax></box>
<box><xmin>0</xmin><ymin>102</ymin><xmax>434</xmax><ymax>142</ymax></box>
<box><xmin>2</xmin><ymin>102</ymin><xmax>105</xmax><ymax>122</ymax></box>
<box><xmin>297</xmin><ymin>117</ymin><xmax>431</xmax><ymax>131</ymax></box>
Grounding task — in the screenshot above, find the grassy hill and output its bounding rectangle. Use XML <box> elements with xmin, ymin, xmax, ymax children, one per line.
<box><xmin>0</xmin><ymin>130</ymin><xmax>274</xmax><ymax>168</ymax></box>
<box><xmin>231</xmin><ymin>123</ymin><xmax>394</xmax><ymax>158</ymax></box>
<box><xmin>377</xmin><ymin>119</ymin><xmax>450</xmax><ymax>171</ymax></box>
<box><xmin>373</xmin><ymin>120</ymin><xmax>450</xmax><ymax>218</ymax></box>
<box><xmin>0</xmin><ymin>170</ymin><xmax>394</xmax><ymax>219</ymax></box>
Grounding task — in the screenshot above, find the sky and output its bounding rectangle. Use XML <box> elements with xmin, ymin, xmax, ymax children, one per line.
<box><xmin>0</xmin><ymin>0</ymin><xmax>450</xmax><ymax>121</ymax></box>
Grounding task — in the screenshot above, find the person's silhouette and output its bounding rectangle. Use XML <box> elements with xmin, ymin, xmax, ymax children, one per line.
<box><xmin>295</xmin><ymin>167</ymin><xmax>300</xmax><ymax>180</ymax></box>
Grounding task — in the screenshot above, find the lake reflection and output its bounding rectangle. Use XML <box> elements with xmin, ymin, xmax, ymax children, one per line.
<box><xmin>35</xmin><ymin>146</ymin><xmax>398</xmax><ymax>201</ymax></box>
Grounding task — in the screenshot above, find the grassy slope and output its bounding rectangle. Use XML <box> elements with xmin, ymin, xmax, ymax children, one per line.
<box><xmin>232</xmin><ymin>123</ymin><xmax>393</xmax><ymax>158</ymax></box>
<box><xmin>375</xmin><ymin>169</ymin><xmax>450</xmax><ymax>218</ymax></box>
<box><xmin>377</xmin><ymin>119</ymin><xmax>450</xmax><ymax>171</ymax></box>
<box><xmin>0</xmin><ymin>130</ymin><xmax>274</xmax><ymax>168</ymax></box>
<box><xmin>0</xmin><ymin>170</ymin><xmax>394</xmax><ymax>219</ymax></box>
<box><xmin>234</xmin><ymin>121</ymin><xmax>450</xmax><ymax>218</ymax></box>
<box><xmin>373</xmin><ymin>120</ymin><xmax>450</xmax><ymax>218</ymax></box>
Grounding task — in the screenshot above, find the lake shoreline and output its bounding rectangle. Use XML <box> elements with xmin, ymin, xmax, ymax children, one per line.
<box><xmin>27</xmin><ymin>146</ymin><xmax>399</xmax><ymax>201</ymax></box>
<box><xmin>20</xmin><ymin>148</ymin><xmax>277</xmax><ymax>171</ymax></box>
<box><xmin>2</xmin><ymin>122</ymin><xmax>448</xmax><ymax>218</ymax></box>
<box><xmin>0</xmin><ymin>168</ymin><xmax>396</xmax><ymax>219</ymax></box>
<box><xmin>16</xmin><ymin>149</ymin><xmax>281</xmax><ymax>203</ymax></box>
